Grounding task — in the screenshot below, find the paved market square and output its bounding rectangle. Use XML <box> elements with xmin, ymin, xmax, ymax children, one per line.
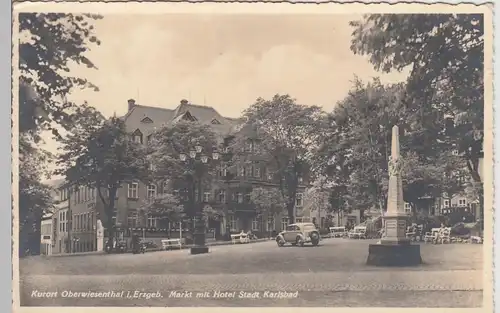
<box><xmin>19</xmin><ymin>238</ymin><xmax>483</xmax><ymax>307</ymax></box>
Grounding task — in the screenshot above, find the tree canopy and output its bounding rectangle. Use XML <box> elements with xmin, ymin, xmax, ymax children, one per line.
<box><xmin>56</xmin><ymin>115</ymin><xmax>149</xmax><ymax>243</ymax></box>
<box><xmin>147</xmin><ymin>121</ymin><xmax>220</xmax><ymax>220</ymax></box>
<box><xmin>315</xmin><ymin>78</ymin><xmax>469</xmax><ymax>215</ymax></box>
<box><xmin>234</xmin><ymin>94</ymin><xmax>327</xmax><ymax>222</ymax></box>
<box><xmin>18</xmin><ymin>13</ymin><xmax>101</xmax><ymax>255</ymax></box>
<box><xmin>138</xmin><ymin>193</ymin><xmax>184</xmax><ymax>225</ymax></box>
<box><xmin>19</xmin><ymin>13</ymin><xmax>102</xmax><ymax>140</ymax></box>
<box><xmin>350</xmin><ymin>14</ymin><xmax>484</xmax><ymax>183</ymax></box>
<box><xmin>250</xmin><ymin>187</ymin><xmax>285</xmax><ymax>219</ymax></box>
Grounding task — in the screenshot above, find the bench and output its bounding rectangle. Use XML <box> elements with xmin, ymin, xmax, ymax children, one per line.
<box><xmin>329</xmin><ymin>227</ymin><xmax>347</xmax><ymax>238</ymax></box>
<box><xmin>231</xmin><ymin>233</ymin><xmax>250</xmax><ymax>244</ymax></box>
<box><xmin>161</xmin><ymin>239</ymin><xmax>182</xmax><ymax>250</ymax></box>
<box><xmin>470</xmin><ymin>236</ymin><xmax>483</xmax><ymax>244</ymax></box>
<box><xmin>424</xmin><ymin>228</ymin><xmax>440</xmax><ymax>243</ymax></box>
<box><xmin>348</xmin><ymin>226</ymin><xmax>366</xmax><ymax>239</ymax></box>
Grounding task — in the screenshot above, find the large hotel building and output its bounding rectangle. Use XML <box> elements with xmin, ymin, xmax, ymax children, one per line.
<box><xmin>47</xmin><ymin>99</ymin><xmax>311</xmax><ymax>253</ymax></box>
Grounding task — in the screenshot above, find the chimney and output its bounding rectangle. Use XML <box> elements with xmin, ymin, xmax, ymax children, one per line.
<box><xmin>127</xmin><ymin>99</ymin><xmax>136</xmax><ymax>111</ymax></box>
<box><xmin>180</xmin><ymin>99</ymin><xmax>189</xmax><ymax>105</ymax></box>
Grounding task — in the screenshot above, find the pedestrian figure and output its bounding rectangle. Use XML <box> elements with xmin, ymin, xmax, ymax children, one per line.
<box><xmin>131</xmin><ymin>233</ymin><xmax>141</xmax><ymax>254</ymax></box>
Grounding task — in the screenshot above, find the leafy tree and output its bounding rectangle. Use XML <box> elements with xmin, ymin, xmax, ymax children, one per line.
<box><xmin>56</xmin><ymin>114</ymin><xmax>149</xmax><ymax>249</ymax></box>
<box><xmin>18</xmin><ymin>13</ymin><xmax>101</xmax><ymax>255</ymax></box>
<box><xmin>316</xmin><ymin>78</ymin><xmax>469</xmax><ymax>217</ymax></box>
<box><xmin>147</xmin><ymin>121</ymin><xmax>220</xmax><ymax>228</ymax></box>
<box><xmin>303</xmin><ymin>177</ymin><xmax>332</xmax><ymax>226</ymax></box>
<box><xmin>303</xmin><ymin>186</ymin><xmax>330</xmax><ymax>216</ymax></box>
<box><xmin>350</xmin><ymin>14</ymin><xmax>484</xmax><ymax>184</ymax></box>
<box><xmin>234</xmin><ymin>94</ymin><xmax>326</xmax><ymax>223</ymax></box>
<box><xmin>138</xmin><ymin>193</ymin><xmax>184</xmax><ymax>227</ymax></box>
<box><xmin>400</xmin><ymin>151</ymin><xmax>467</xmax><ymax>215</ymax></box>
<box><xmin>318</xmin><ymin>79</ymin><xmax>406</xmax><ymax>213</ymax></box>
<box><xmin>18</xmin><ymin>136</ymin><xmax>54</xmax><ymax>256</ymax></box>
<box><xmin>19</xmin><ymin>13</ymin><xmax>102</xmax><ymax>139</ymax></box>
<box><xmin>250</xmin><ymin>187</ymin><xmax>285</xmax><ymax>220</ymax></box>
<box><xmin>327</xmin><ymin>184</ymin><xmax>350</xmax><ymax>226</ymax></box>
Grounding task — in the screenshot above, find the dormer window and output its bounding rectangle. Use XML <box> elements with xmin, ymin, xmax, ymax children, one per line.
<box><xmin>182</xmin><ymin>111</ymin><xmax>198</xmax><ymax>122</ymax></box>
<box><xmin>132</xmin><ymin>129</ymin><xmax>143</xmax><ymax>143</ymax></box>
<box><xmin>211</xmin><ymin>119</ymin><xmax>221</xmax><ymax>125</ymax></box>
<box><xmin>141</xmin><ymin>117</ymin><xmax>153</xmax><ymax>123</ymax></box>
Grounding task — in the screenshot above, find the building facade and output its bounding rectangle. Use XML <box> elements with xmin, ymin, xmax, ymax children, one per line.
<box><xmin>116</xmin><ymin>98</ymin><xmax>307</xmax><ymax>239</ymax></box>
<box><xmin>50</xmin><ymin>181</ymin><xmax>101</xmax><ymax>254</ymax></box>
<box><xmin>40</xmin><ymin>216</ymin><xmax>53</xmax><ymax>255</ymax></box>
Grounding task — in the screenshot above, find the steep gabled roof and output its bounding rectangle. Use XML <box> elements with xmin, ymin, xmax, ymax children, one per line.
<box><xmin>122</xmin><ymin>105</ymin><xmax>175</xmax><ymax>134</ymax></box>
<box><xmin>122</xmin><ymin>100</ymin><xmax>242</xmax><ymax>137</ymax></box>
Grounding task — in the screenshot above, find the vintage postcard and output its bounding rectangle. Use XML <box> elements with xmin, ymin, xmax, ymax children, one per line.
<box><xmin>12</xmin><ymin>1</ymin><xmax>493</xmax><ymax>312</ymax></box>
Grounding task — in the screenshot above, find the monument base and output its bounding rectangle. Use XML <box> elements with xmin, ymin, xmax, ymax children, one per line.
<box><xmin>367</xmin><ymin>243</ymin><xmax>422</xmax><ymax>266</ymax></box>
<box><xmin>190</xmin><ymin>246</ymin><xmax>209</xmax><ymax>255</ymax></box>
<box><xmin>380</xmin><ymin>237</ymin><xmax>410</xmax><ymax>245</ymax></box>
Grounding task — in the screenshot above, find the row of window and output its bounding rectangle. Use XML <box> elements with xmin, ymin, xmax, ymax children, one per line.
<box><xmin>232</xmin><ymin>164</ymin><xmax>303</xmax><ymax>183</ymax></box>
<box><xmin>72</xmin><ymin>240</ymin><xmax>95</xmax><ymax>253</ymax></box>
<box><xmin>59</xmin><ymin>186</ymin><xmax>97</xmax><ymax>204</ymax></box>
<box><xmin>73</xmin><ymin>212</ymin><xmax>95</xmax><ymax>232</ymax></box>
<box><xmin>58</xmin><ymin>210</ymin><xmax>68</xmax><ymax>232</ymax></box>
<box><xmin>133</xmin><ymin>134</ymin><xmax>259</xmax><ymax>153</ymax></box>
<box><xmin>130</xmin><ymin>135</ymin><xmax>308</xmax><ymax>183</ymax></box>
<box><xmin>56</xmin><ymin>210</ymin><xmax>96</xmax><ymax>232</ymax></box>
<box><xmin>125</xmin><ymin>215</ymin><xmax>298</xmax><ymax>232</ymax></box>
<box><xmin>126</xmin><ymin>182</ymin><xmax>304</xmax><ymax>207</ymax></box>
<box><xmin>443</xmin><ymin>199</ymin><xmax>468</xmax><ymax>208</ymax></box>
<box><xmin>241</xmin><ymin>139</ymin><xmax>261</xmax><ymax>153</ymax></box>
<box><xmin>403</xmin><ymin>199</ymin><xmax>469</xmax><ymax>213</ymax></box>
<box><xmin>127</xmin><ymin>214</ymin><xmax>158</xmax><ymax>228</ymax></box>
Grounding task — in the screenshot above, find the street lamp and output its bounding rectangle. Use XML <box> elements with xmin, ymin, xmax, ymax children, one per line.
<box><xmin>179</xmin><ymin>145</ymin><xmax>219</xmax><ymax>255</ymax></box>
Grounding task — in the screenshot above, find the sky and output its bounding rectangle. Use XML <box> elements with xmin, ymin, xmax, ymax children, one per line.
<box><xmin>40</xmin><ymin>13</ymin><xmax>409</xmax><ymax>179</ymax></box>
<box><xmin>66</xmin><ymin>14</ymin><xmax>409</xmax><ymax>118</ymax></box>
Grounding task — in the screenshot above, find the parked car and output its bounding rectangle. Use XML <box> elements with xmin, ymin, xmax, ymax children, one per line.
<box><xmin>276</xmin><ymin>223</ymin><xmax>321</xmax><ymax>247</ymax></box>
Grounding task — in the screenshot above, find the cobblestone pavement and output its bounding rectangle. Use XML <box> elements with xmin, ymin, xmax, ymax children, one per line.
<box><xmin>19</xmin><ymin>239</ymin><xmax>484</xmax><ymax>307</ymax></box>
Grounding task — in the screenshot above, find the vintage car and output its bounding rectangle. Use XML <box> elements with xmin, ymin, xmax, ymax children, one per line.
<box><xmin>276</xmin><ymin>223</ymin><xmax>321</xmax><ymax>247</ymax></box>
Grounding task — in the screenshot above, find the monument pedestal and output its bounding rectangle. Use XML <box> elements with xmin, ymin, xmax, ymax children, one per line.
<box><xmin>367</xmin><ymin>213</ymin><xmax>422</xmax><ymax>266</ymax></box>
<box><xmin>367</xmin><ymin>243</ymin><xmax>422</xmax><ymax>266</ymax></box>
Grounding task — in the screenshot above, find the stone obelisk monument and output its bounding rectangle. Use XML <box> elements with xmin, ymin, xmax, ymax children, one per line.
<box><xmin>367</xmin><ymin>125</ymin><xmax>422</xmax><ymax>266</ymax></box>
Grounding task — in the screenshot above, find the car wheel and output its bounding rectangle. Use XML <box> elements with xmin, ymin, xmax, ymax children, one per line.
<box><xmin>310</xmin><ymin>232</ymin><xmax>320</xmax><ymax>246</ymax></box>
<box><xmin>296</xmin><ymin>236</ymin><xmax>304</xmax><ymax>247</ymax></box>
<box><xmin>276</xmin><ymin>238</ymin><xmax>285</xmax><ymax>247</ymax></box>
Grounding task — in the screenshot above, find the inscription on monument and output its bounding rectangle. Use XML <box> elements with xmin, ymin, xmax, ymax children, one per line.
<box><xmin>386</xmin><ymin>221</ymin><xmax>397</xmax><ymax>229</ymax></box>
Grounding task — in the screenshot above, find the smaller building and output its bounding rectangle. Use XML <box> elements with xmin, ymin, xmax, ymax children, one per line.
<box><xmin>40</xmin><ymin>216</ymin><xmax>53</xmax><ymax>256</ymax></box>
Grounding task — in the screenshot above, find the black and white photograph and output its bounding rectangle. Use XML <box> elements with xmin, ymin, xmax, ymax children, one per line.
<box><xmin>13</xmin><ymin>2</ymin><xmax>492</xmax><ymax>309</ymax></box>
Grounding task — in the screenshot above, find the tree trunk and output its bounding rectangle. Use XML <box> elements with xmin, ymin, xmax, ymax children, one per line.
<box><xmin>105</xmin><ymin>190</ymin><xmax>117</xmax><ymax>251</ymax></box>
<box><xmin>105</xmin><ymin>217</ymin><xmax>114</xmax><ymax>251</ymax></box>
<box><xmin>287</xmin><ymin>202</ymin><xmax>294</xmax><ymax>224</ymax></box>
<box><xmin>223</xmin><ymin>182</ymin><xmax>231</xmax><ymax>240</ymax></box>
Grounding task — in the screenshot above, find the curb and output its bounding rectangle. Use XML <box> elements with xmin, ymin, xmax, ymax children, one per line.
<box><xmin>41</xmin><ymin>239</ymin><xmax>271</xmax><ymax>258</ymax></box>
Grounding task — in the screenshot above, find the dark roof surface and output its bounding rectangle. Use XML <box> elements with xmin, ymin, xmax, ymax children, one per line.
<box><xmin>123</xmin><ymin>101</ymin><xmax>242</xmax><ymax>136</ymax></box>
